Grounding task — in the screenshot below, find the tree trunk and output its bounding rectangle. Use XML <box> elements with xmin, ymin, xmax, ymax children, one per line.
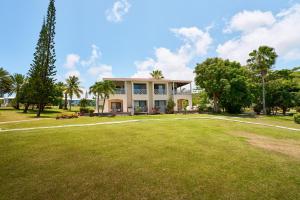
<box><xmin>37</xmin><ymin>102</ymin><xmax>42</xmax><ymax>117</ymax></box>
<box><xmin>282</xmin><ymin>107</ymin><xmax>287</xmax><ymax>115</ymax></box>
<box><xmin>97</xmin><ymin>94</ymin><xmax>100</xmax><ymax>114</ymax></box>
<box><xmin>69</xmin><ymin>97</ymin><xmax>72</xmax><ymax>111</ymax></box>
<box><xmin>24</xmin><ymin>103</ymin><xmax>30</xmax><ymax>113</ymax></box>
<box><xmin>213</xmin><ymin>93</ymin><xmax>219</xmax><ymax>113</ymax></box>
<box><xmin>101</xmin><ymin>97</ymin><xmax>106</xmax><ymax>114</ymax></box>
<box><xmin>262</xmin><ymin>76</ymin><xmax>266</xmax><ymax>115</ymax></box>
<box><xmin>64</xmin><ymin>93</ymin><xmax>68</xmax><ymax>110</ymax></box>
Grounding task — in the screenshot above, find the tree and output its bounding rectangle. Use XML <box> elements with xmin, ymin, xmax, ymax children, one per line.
<box><xmin>265</xmin><ymin>69</ymin><xmax>300</xmax><ymax>115</ymax></box>
<box><xmin>51</xmin><ymin>82</ymin><xmax>65</xmax><ymax>109</ymax></box>
<box><xmin>27</xmin><ymin>0</ymin><xmax>57</xmax><ymax>117</ymax></box>
<box><xmin>247</xmin><ymin>46</ymin><xmax>278</xmax><ymax>115</ymax></box>
<box><xmin>100</xmin><ymin>80</ymin><xmax>116</xmax><ymax>114</ymax></box>
<box><xmin>89</xmin><ymin>81</ymin><xmax>116</xmax><ymax>114</ymax></box>
<box><xmin>195</xmin><ymin>58</ymin><xmax>253</xmax><ymax>113</ymax></box>
<box><xmin>10</xmin><ymin>74</ymin><xmax>25</xmax><ymax>109</ymax></box>
<box><xmin>166</xmin><ymin>98</ymin><xmax>176</xmax><ymax>114</ymax></box>
<box><xmin>195</xmin><ymin>58</ymin><xmax>228</xmax><ymax>112</ymax></box>
<box><xmin>65</xmin><ymin>76</ymin><xmax>82</xmax><ymax>111</ymax></box>
<box><xmin>150</xmin><ymin>70</ymin><xmax>164</xmax><ymax>79</ymax></box>
<box><xmin>89</xmin><ymin>82</ymin><xmax>103</xmax><ymax>114</ymax></box>
<box><xmin>0</xmin><ymin>67</ymin><xmax>12</xmax><ymax>97</ymax></box>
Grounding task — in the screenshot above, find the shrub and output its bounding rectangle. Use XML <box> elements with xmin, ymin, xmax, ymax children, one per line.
<box><xmin>295</xmin><ymin>106</ymin><xmax>300</xmax><ymax>113</ymax></box>
<box><xmin>294</xmin><ymin>113</ymin><xmax>300</xmax><ymax>124</ymax></box>
<box><xmin>166</xmin><ymin>98</ymin><xmax>176</xmax><ymax>114</ymax></box>
<box><xmin>56</xmin><ymin>113</ymin><xmax>79</xmax><ymax>120</ymax></box>
<box><xmin>89</xmin><ymin>109</ymin><xmax>95</xmax><ymax>117</ymax></box>
<box><xmin>80</xmin><ymin>107</ymin><xmax>90</xmax><ymax>113</ymax></box>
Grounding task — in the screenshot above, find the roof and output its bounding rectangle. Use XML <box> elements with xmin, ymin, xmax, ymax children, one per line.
<box><xmin>103</xmin><ymin>77</ymin><xmax>192</xmax><ymax>83</ymax></box>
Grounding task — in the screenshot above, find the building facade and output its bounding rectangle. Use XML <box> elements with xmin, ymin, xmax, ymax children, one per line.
<box><xmin>97</xmin><ymin>78</ymin><xmax>193</xmax><ymax>114</ymax></box>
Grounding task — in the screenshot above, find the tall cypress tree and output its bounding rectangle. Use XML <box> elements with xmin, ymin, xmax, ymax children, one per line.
<box><xmin>28</xmin><ymin>0</ymin><xmax>56</xmax><ymax>117</ymax></box>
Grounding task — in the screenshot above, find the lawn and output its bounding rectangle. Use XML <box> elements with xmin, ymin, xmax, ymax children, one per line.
<box><xmin>0</xmin><ymin>109</ymin><xmax>299</xmax><ymax>200</ymax></box>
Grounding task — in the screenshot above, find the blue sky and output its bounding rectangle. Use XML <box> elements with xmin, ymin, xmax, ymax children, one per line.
<box><xmin>1</xmin><ymin>0</ymin><xmax>300</xmax><ymax>89</ymax></box>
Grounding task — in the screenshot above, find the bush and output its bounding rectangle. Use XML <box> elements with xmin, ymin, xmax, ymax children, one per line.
<box><xmin>295</xmin><ymin>106</ymin><xmax>300</xmax><ymax>113</ymax></box>
<box><xmin>166</xmin><ymin>98</ymin><xmax>176</xmax><ymax>114</ymax></box>
<box><xmin>56</xmin><ymin>113</ymin><xmax>79</xmax><ymax>120</ymax></box>
<box><xmin>294</xmin><ymin>113</ymin><xmax>300</xmax><ymax>124</ymax></box>
<box><xmin>80</xmin><ymin>107</ymin><xmax>90</xmax><ymax>113</ymax></box>
<box><xmin>89</xmin><ymin>109</ymin><xmax>95</xmax><ymax>117</ymax></box>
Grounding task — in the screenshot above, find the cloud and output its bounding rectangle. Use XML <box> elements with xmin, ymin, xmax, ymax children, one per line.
<box><xmin>63</xmin><ymin>45</ymin><xmax>113</xmax><ymax>82</ymax></box>
<box><xmin>88</xmin><ymin>65</ymin><xmax>113</xmax><ymax>81</ymax></box>
<box><xmin>217</xmin><ymin>4</ymin><xmax>300</xmax><ymax>64</ymax></box>
<box><xmin>224</xmin><ymin>10</ymin><xmax>275</xmax><ymax>33</ymax></box>
<box><xmin>81</xmin><ymin>45</ymin><xmax>101</xmax><ymax>67</ymax></box>
<box><xmin>132</xmin><ymin>27</ymin><xmax>212</xmax><ymax>80</ymax></box>
<box><xmin>106</xmin><ymin>0</ymin><xmax>131</xmax><ymax>23</ymax></box>
<box><xmin>64</xmin><ymin>54</ymin><xmax>80</xmax><ymax>69</ymax></box>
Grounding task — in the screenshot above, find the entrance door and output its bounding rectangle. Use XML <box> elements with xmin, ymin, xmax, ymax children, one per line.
<box><xmin>111</xmin><ymin>102</ymin><xmax>122</xmax><ymax>112</ymax></box>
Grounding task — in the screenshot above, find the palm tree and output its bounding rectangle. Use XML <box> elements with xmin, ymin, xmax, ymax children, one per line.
<box><xmin>65</xmin><ymin>76</ymin><xmax>83</xmax><ymax>111</ymax></box>
<box><xmin>10</xmin><ymin>73</ymin><xmax>25</xmax><ymax>109</ymax></box>
<box><xmin>55</xmin><ymin>82</ymin><xmax>66</xmax><ymax>109</ymax></box>
<box><xmin>89</xmin><ymin>81</ymin><xmax>104</xmax><ymax>114</ymax></box>
<box><xmin>89</xmin><ymin>80</ymin><xmax>116</xmax><ymax>114</ymax></box>
<box><xmin>247</xmin><ymin>46</ymin><xmax>278</xmax><ymax>115</ymax></box>
<box><xmin>0</xmin><ymin>67</ymin><xmax>12</xmax><ymax>96</ymax></box>
<box><xmin>150</xmin><ymin>70</ymin><xmax>164</xmax><ymax>79</ymax></box>
<box><xmin>101</xmin><ymin>80</ymin><xmax>116</xmax><ymax>114</ymax></box>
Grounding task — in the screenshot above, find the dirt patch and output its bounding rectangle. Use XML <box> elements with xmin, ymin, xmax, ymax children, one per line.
<box><xmin>230</xmin><ymin>132</ymin><xmax>300</xmax><ymax>159</ymax></box>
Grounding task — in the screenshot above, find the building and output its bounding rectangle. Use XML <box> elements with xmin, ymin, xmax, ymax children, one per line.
<box><xmin>97</xmin><ymin>78</ymin><xmax>193</xmax><ymax>114</ymax></box>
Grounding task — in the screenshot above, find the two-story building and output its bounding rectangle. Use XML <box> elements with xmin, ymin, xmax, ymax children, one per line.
<box><xmin>96</xmin><ymin>78</ymin><xmax>193</xmax><ymax>114</ymax></box>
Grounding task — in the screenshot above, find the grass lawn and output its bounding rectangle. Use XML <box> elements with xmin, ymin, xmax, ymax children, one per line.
<box><xmin>0</xmin><ymin>108</ymin><xmax>299</xmax><ymax>199</ymax></box>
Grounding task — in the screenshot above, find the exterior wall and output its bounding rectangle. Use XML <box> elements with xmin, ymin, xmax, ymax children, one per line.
<box><xmin>97</xmin><ymin>79</ymin><xmax>192</xmax><ymax>114</ymax></box>
<box><xmin>173</xmin><ymin>94</ymin><xmax>193</xmax><ymax>111</ymax></box>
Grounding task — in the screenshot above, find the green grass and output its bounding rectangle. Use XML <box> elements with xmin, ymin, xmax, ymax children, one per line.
<box><xmin>0</xmin><ymin>109</ymin><xmax>300</xmax><ymax>199</ymax></box>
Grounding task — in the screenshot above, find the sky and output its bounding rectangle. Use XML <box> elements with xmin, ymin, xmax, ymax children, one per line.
<box><xmin>1</xmin><ymin>0</ymin><xmax>300</xmax><ymax>90</ymax></box>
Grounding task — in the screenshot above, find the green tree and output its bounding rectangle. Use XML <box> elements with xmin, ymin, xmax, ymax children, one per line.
<box><xmin>66</xmin><ymin>76</ymin><xmax>82</xmax><ymax>111</ymax></box>
<box><xmin>195</xmin><ymin>58</ymin><xmax>229</xmax><ymax>112</ymax></box>
<box><xmin>166</xmin><ymin>98</ymin><xmax>176</xmax><ymax>114</ymax></box>
<box><xmin>247</xmin><ymin>46</ymin><xmax>278</xmax><ymax>115</ymax></box>
<box><xmin>0</xmin><ymin>67</ymin><xmax>12</xmax><ymax>97</ymax></box>
<box><xmin>100</xmin><ymin>80</ymin><xmax>116</xmax><ymax>114</ymax></box>
<box><xmin>27</xmin><ymin>0</ymin><xmax>57</xmax><ymax>117</ymax></box>
<box><xmin>150</xmin><ymin>70</ymin><xmax>164</xmax><ymax>79</ymax></box>
<box><xmin>10</xmin><ymin>74</ymin><xmax>25</xmax><ymax>109</ymax></box>
<box><xmin>89</xmin><ymin>82</ymin><xmax>104</xmax><ymax>114</ymax></box>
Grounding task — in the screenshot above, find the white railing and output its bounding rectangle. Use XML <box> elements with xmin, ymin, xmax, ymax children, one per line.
<box><xmin>134</xmin><ymin>89</ymin><xmax>147</xmax><ymax>95</ymax></box>
<box><xmin>154</xmin><ymin>89</ymin><xmax>166</xmax><ymax>95</ymax></box>
<box><xmin>172</xmin><ymin>90</ymin><xmax>191</xmax><ymax>95</ymax></box>
<box><xmin>115</xmin><ymin>88</ymin><xmax>125</xmax><ymax>94</ymax></box>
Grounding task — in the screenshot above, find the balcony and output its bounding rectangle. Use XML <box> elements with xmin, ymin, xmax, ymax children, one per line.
<box><xmin>172</xmin><ymin>90</ymin><xmax>191</xmax><ymax>95</ymax></box>
<box><xmin>134</xmin><ymin>89</ymin><xmax>147</xmax><ymax>95</ymax></box>
<box><xmin>115</xmin><ymin>88</ymin><xmax>125</xmax><ymax>94</ymax></box>
<box><xmin>154</xmin><ymin>89</ymin><xmax>166</xmax><ymax>95</ymax></box>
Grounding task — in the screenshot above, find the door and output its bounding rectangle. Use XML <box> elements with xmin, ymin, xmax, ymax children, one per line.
<box><xmin>111</xmin><ymin>102</ymin><xmax>122</xmax><ymax>112</ymax></box>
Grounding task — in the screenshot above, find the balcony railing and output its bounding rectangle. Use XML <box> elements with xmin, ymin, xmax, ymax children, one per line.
<box><xmin>134</xmin><ymin>89</ymin><xmax>147</xmax><ymax>95</ymax></box>
<box><xmin>172</xmin><ymin>90</ymin><xmax>191</xmax><ymax>95</ymax></box>
<box><xmin>154</xmin><ymin>89</ymin><xmax>166</xmax><ymax>95</ymax></box>
<box><xmin>115</xmin><ymin>88</ymin><xmax>125</xmax><ymax>94</ymax></box>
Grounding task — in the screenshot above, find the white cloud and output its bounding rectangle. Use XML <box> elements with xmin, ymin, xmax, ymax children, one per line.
<box><xmin>132</xmin><ymin>27</ymin><xmax>212</xmax><ymax>80</ymax></box>
<box><xmin>64</xmin><ymin>54</ymin><xmax>80</xmax><ymax>69</ymax></box>
<box><xmin>106</xmin><ymin>0</ymin><xmax>131</xmax><ymax>23</ymax></box>
<box><xmin>81</xmin><ymin>44</ymin><xmax>101</xmax><ymax>67</ymax></box>
<box><xmin>63</xmin><ymin>45</ymin><xmax>113</xmax><ymax>82</ymax></box>
<box><xmin>88</xmin><ymin>64</ymin><xmax>113</xmax><ymax>81</ymax></box>
<box><xmin>218</xmin><ymin>4</ymin><xmax>300</xmax><ymax>64</ymax></box>
<box><xmin>224</xmin><ymin>10</ymin><xmax>275</xmax><ymax>33</ymax></box>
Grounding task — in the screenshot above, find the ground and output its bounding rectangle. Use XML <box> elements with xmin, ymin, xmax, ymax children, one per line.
<box><xmin>0</xmin><ymin>108</ymin><xmax>299</xmax><ymax>200</ymax></box>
